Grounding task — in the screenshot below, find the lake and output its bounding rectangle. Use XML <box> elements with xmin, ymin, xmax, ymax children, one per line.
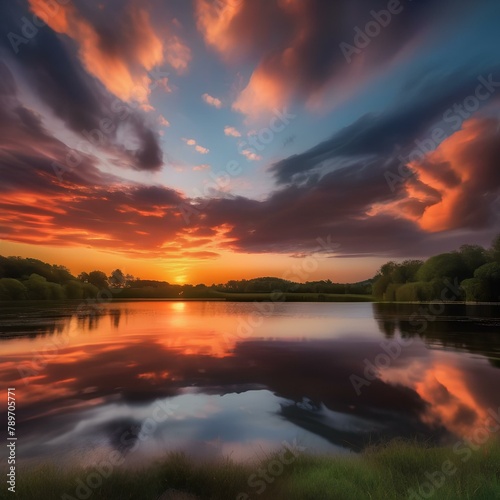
<box><xmin>1</xmin><ymin>300</ymin><xmax>500</xmax><ymax>468</ymax></box>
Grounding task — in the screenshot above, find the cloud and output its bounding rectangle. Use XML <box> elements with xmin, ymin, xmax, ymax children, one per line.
<box><xmin>140</xmin><ymin>104</ymin><xmax>155</xmax><ymax>112</ymax></box>
<box><xmin>158</xmin><ymin>115</ymin><xmax>171</xmax><ymax>127</ymax></box>
<box><xmin>270</xmin><ymin>67</ymin><xmax>500</xmax><ymax>185</ymax></box>
<box><xmin>0</xmin><ymin>63</ymin><xmax>203</xmax><ymax>257</ymax></box>
<box><xmin>195</xmin><ymin>145</ymin><xmax>210</xmax><ymax>154</ymax></box>
<box><xmin>163</xmin><ymin>35</ymin><xmax>192</xmax><ymax>74</ymax></box>
<box><xmin>1</xmin><ymin>65</ymin><xmax>498</xmax><ymax>261</ymax></box>
<box><xmin>379</xmin><ymin>117</ymin><xmax>500</xmax><ymax>232</ymax></box>
<box><xmin>0</xmin><ymin>131</ymin><xmax>192</xmax><ymax>256</ymax></box>
<box><xmin>27</xmin><ymin>0</ymin><xmax>165</xmax><ymax>104</ymax></box>
<box><xmin>183</xmin><ymin>138</ymin><xmax>210</xmax><ymax>154</ymax></box>
<box><xmin>26</xmin><ymin>0</ymin><xmax>191</xmax><ymax>103</ymax></box>
<box><xmin>191</xmin><ymin>158</ymin><xmax>421</xmax><ymax>255</ymax></box>
<box><xmin>193</xmin><ymin>164</ymin><xmax>210</xmax><ymax>171</ymax></box>
<box><xmin>182</xmin><ymin>251</ymin><xmax>220</xmax><ymax>259</ymax></box>
<box><xmin>240</xmin><ymin>149</ymin><xmax>262</xmax><ymax>161</ymax></box>
<box><xmin>187</xmin><ymin>112</ymin><xmax>500</xmax><ymax>257</ymax></box>
<box><xmin>224</xmin><ymin>126</ymin><xmax>242</xmax><ymax>137</ymax></box>
<box><xmin>202</xmin><ymin>93</ymin><xmax>223</xmax><ymax>108</ymax></box>
<box><xmin>156</xmin><ymin>77</ymin><xmax>173</xmax><ymax>94</ymax></box>
<box><xmin>1</xmin><ymin>1</ymin><xmax>498</xmax><ymax>264</ymax></box>
<box><xmin>196</xmin><ymin>0</ymin><xmax>473</xmax><ymax>118</ymax></box>
<box><xmin>0</xmin><ymin>4</ymin><xmax>164</xmax><ymax>172</ymax></box>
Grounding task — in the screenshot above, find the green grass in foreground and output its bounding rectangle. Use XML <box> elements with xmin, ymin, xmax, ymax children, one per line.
<box><xmin>12</xmin><ymin>439</ymin><xmax>500</xmax><ymax>500</ymax></box>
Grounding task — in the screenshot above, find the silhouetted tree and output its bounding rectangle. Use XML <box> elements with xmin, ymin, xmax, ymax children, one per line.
<box><xmin>87</xmin><ymin>271</ymin><xmax>108</xmax><ymax>289</ymax></box>
<box><xmin>109</xmin><ymin>269</ymin><xmax>126</xmax><ymax>288</ymax></box>
<box><xmin>78</xmin><ymin>272</ymin><xmax>90</xmax><ymax>283</ymax></box>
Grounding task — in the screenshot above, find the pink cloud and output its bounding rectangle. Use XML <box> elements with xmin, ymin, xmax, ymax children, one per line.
<box><xmin>202</xmin><ymin>93</ymin><xmax>223</xmax><ymax>108</ymax></box>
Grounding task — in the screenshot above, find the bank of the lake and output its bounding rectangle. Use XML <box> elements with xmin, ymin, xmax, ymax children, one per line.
<box><xmin>15</xmin><ymin>439</ymin><xmax>500</xmax><ymax>500</ymax></box>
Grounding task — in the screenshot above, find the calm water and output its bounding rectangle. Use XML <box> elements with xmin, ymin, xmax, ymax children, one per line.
<box><xmin>1</xmin><ymin>301</ymin><xmax>500</xmax><ymax>467</ymax></box>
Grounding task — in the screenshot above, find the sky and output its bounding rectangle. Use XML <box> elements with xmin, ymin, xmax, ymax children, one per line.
<box><xmin>1</xmin><ymin>0</ymin><xmax>500</xmax><ymax>285</ymax></box>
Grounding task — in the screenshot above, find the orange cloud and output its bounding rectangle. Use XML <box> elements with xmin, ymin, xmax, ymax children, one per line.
<box><xmin>372</xmin><ymin>117</ymin><xmax>500</xmax><ymax>233</ymax></box>
<box><xmin>410</xmin><ymin>120</ymin><xmax>485</xmax><ymax>232</ymax></box>
<box><xmin>233</xmin><ymin>66</ymin><xmax>289</xmax><ymax>118</ymax></box>
<box><xmin>415</xmin><ymin>362</ymin><xmax>490</xmax><ymax>439</ymax></box>
<box><xmin>164</xmin><ymin>35</ymin><xmax>192</xmax><ymax>74</ymax></box>
<box><xmin>27</xmin><ymin>1</ymin><xmax>189</xmax><ymax>103</ymax></box>
<box><xmin>196</xmin><ymin>0</ymin><xmax>454</xmax><ymax>120</ymax></box>
<box><xmin>380</xmin><ymin>356</ymin><xmax>491</xmax><ymax>440</ymax></box>
<box><xmin>195</xmin><ymin>0</ymin><xmax>243</xmax><ymax>56</ymax></box>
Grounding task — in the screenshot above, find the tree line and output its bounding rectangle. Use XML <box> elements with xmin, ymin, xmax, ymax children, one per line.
<box><xmin>373</xmin><ymin>234</ymin><xmax>500</xmax><ymax>302</ymax></box>
<box><xmin>1</xmin><ymin>234</ymin><xmax>499</xmax><ymax>302</ymax></box>
<box><xmin>0</xmin><ymin>257</ymin><xmax>371</xmax><ymax>301</ymax></box>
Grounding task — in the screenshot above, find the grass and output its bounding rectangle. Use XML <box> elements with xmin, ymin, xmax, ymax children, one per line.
<box><xmin>12</xmin><ymin>439</ymin><xmax>500</xmax><ymax>499</ymax></box>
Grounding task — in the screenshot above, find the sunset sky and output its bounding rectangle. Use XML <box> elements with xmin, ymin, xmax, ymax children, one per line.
<box><xmin>1</xmin><ymin>0</ymin><xmax>500</xmax><ymax>284</ymax></box>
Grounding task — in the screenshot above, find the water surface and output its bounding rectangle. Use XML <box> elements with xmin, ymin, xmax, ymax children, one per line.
<box><xmin>1</xmin><ymin>301</ymin><xmax>499</xmax><ymax>466</ymax></box>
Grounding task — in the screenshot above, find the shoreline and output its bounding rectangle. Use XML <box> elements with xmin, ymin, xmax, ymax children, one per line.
<box><xmin>14</xmin><ymin>438</ymin><xmax>500</xmax><ymax>500</ymax></box>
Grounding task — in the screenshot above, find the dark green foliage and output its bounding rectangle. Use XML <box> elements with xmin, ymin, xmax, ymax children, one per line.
<box><xmin>0</xmin><ymin>278</ymin><xmax>27</xmax><ymax>300</ymax></box>
<box><xmin>0</xmin><ymin>256</ymin><xmax>102</xmax><ymax>301</ymax></box>
<box><xmin>82</xmin><ymin>283</ymin><xmax>99</xmax><ymax>298</ymax></box>
<box><xmin>374</xmin><ymin>235</ymin><xmax>500</xmax><ymax>302</ymax></box>
<box><xmin>416</xmin><ymin>252</ymin><xmax>470</xmax><ymax>283</ymax></box>
<box><xmin>87</xmin><ymin>270</ymin><xmax>109</xmax><ymax>289</ymax></box>
<box><xmin>385</xmin><ymin>283</ymin><xmax>401</xmax><ymax>301</ymax></box>
<box><xmin>0</xmin><ymin>256</ymin><xmax>73</xmax><ymax>283</ymax></box>
<box><xmin>23</xmin><ymin>274</ymin><xmax>52</xmax><ymax>300</ymax></box>
<box><xmin>372</xmin><ymin>274</ymin><xmax>391</xmax><ymax>299</ymax></box>
<box><xmin>458</xmin><ymin>244</ymin><xmax>489</xmax><ymax>274</ymax></box>
<box><xmin>462</xmin><ymin>262</ymin><xmax>500</xmax><ymax>302</ymax></box>
<box><xmin>373</xmin><ymin>260</ymin><xmax>423</xmax><ymax>300</ymax></box>
<box><xmin>391</xmin><ymin>260</ymin><xmax>423</xmax><ymax>284</ymax></box>
<box><xmin>64</xmin><ymin>280</ymin><xmax>85</xmax><ymax>300</ymax></box>
<box><xmin>2</xmin><ymin>235</ymin><xmax>499</xmax><ymax>303</ymax></box>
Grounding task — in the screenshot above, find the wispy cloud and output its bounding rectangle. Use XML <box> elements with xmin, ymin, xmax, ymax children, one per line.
<box><xmin>202</xmin><ymin>93</ymin><xmax>223</xmax><ymax>108</ymax></box>
<box><xmin>240</xmin><ymin>149</ymin><xmax>262</xmax><ymax>161</ymax></box>
<box><xmin>183</xmin><ymin>138</ymin><xmax>210</xmax><ymax>154</ymax></box>
<box><xmin>195</xmin><ymin>145</ymin><xmax>210</xmax><ymax>154</ymax></box>
<box><xmin>158</xmin><ymin>115</ymin><xmax>171</xmax><ymax>127</ymax></box>
<box><xmin>193</xmin><ymin>164</ymin><xmax>210</xmax><ymax>171</ymax></box>
<box><xmin>224</xmin><ymin>126</ymin><xmax>241</xmax><ymax>137</ymax></box>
